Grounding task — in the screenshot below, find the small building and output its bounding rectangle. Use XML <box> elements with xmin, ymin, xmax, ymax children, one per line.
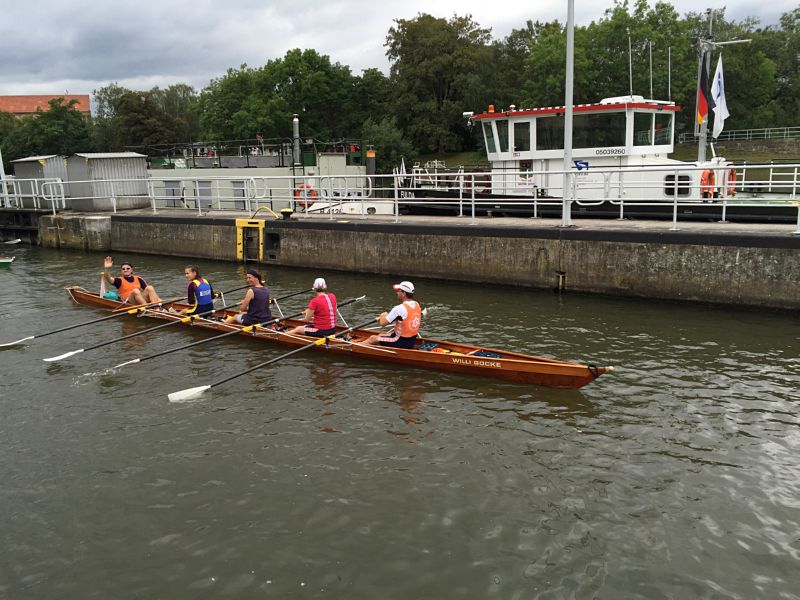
<box><xmin>10</xmin><ymin>155</ymin><xmax>69</xmax><ymax>209</ymax></box>
<box><xmin>67</xmin><ymin>152</ymin><xmax>149</xmax><ymax>211</ymax></box>
<box><xmin>0</xmin><ymin>95</ymin><xmax>91</xmax><ymax>117</ymax></box>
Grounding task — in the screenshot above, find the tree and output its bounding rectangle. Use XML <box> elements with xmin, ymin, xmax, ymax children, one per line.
<box><xmin>9</xmin><ymin>98</ymin><xmax>93</xmax><ymax>158</ymax></box>
<box><xmin>114</xmin><ymin>91</ymin><xmax>180</xmax><ymax>148</ymax></box>
<box><xmin>386</xmin><ymin>13</ymin><xmax>492</xmax><ymax>153</ymax></box>
<box><xmin>196</xmin><ymin>49</ymin><xmax>361</xmax><ymax>144</ymax></box>
<box><xmin>361</xmin><ymin>117</ymin><xmax>415</xmax><ymax>173</ymax></box>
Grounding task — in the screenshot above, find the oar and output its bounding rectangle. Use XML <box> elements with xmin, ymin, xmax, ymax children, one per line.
<box><xmin>42</xmin><ymin>303</ymin><xmax>235</xmax><ymax>362</ymax></box>
<box><xmin>42</xmin><ymin>287</ymin><xmax>317</xmax><ymax>362</ymax></box>
<box><xmin>114</xmin><ymin>295</ymin><xmax>366</xmax><ymax>370</ymax></box>
<box><xmin>168</xmin><ymin>316</ymin><xmax>376</xmax><ymax>402</ymax></box>
<box><xmin>0</xmin><ymin>296</ymin><xmax>183</xmax><ymax>348</ymax></box>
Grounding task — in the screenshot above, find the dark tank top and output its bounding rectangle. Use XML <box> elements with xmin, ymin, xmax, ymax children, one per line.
<box><xmin>245</xmin><ymin>286</ymin><xmax>272</xmax><ymax>323</ymax></box>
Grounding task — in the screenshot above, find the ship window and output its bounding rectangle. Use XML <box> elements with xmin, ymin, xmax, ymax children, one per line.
<box><xmin>537</xmin><ymin>117</ymin><xmax>564</xmax><ymax>150</ymax></box>
<box><xmin>664</xmin><ymin>174</ymin><xmax>690</xmax><ymax>196</ymax></box>
<box><xmin>654</xmin><ymin>113</ymin><xmax>672</xmax><ymax>144</ymax></box>
<box><xmin>496</xmin><ymin>120</ymin><xmax>509</xmax><ymax>152</ymax></box>
<box><xmin>634</xmin><ymin>112</ymin><xmax>653</xmax><ymax>145</ymax></box>
<box><xmin>513</xmin><ymin>122</ymin><xmax>531</xmax><ymax>152</ymax></box>
<box><xmin>483</xmin><ymin>122</ymin><xmax>496</xmax><ymax>154</ymax></box>
<box><xmin>573</xmin><ymin>113</ymin><xmax>626</xmax><ymax>148</ymax></box>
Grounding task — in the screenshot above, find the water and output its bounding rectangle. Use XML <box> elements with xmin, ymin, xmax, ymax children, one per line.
<box><xmin>1</xmin><ymin>246</ymin><xmax>798</xmax><ymax>599</ymax></box>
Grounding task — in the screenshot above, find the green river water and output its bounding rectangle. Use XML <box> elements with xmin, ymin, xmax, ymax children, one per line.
<box><xmin>1</xmin><ymin>246</ymin><xmax>798</xmax><ymax>599</ymax></box>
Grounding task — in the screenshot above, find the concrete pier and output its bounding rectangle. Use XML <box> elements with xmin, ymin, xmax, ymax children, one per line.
<box><xmin>30</xmin><ymin>210</ymin><xmax>800</xmax><ymax>310</ymax></box>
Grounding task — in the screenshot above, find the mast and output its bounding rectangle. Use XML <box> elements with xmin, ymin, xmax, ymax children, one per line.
<box><xmin>561</xmin><ymin>0</ymin><xmax>575</xmax><ymax>227</ymax></box>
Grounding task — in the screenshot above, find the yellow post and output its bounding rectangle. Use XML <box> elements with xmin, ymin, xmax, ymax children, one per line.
<box><xmin>235</xmin><ymin>218</ymin><xmax>266</xmax><ymax>262</ymax></box>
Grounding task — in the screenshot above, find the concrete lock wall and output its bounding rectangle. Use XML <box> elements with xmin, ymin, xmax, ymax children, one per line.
<box><xmin>39</xmin><ymin>214</ymin><xmax>111</xmax><ymax>251</ymax></box>
<box><xmin>270</xmin><ymin>223</ymin><xmax>800</xmax><ymax>309</ymax></box>
<box><xmin>110</xmin><ymin>217</ymin><xmax>238</xmax><ymax>261</ymax></box>
<box><xmin>36</xmin><ymin>214</ymin><xmax>800</xmax><ymax>309</ymax></box>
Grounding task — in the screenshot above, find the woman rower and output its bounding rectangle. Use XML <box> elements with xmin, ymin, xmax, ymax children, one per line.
<box><xmin>178</xmin><ymin>265</ymin><xmax>215</xmax><ymax>317</ymax></box>
<box><xmin>287</xmin><ymin>277</ymin><xmax>337</xmax><ymax>338</ymax></box>
<box><xmin>226</xmin><ymin>268</ymin><xmax>272</xmax><ymax>326</ymax></box>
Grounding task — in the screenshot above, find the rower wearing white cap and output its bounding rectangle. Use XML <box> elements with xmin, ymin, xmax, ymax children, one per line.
<box><xmin>288</xmin><ymin>277</ymin><xmax>338</xmax><ymax>338</ymax></box>
<box><xmin>363</xmin><ymin>280</ymin><xmax>422</xmax><ymax>349</ymax></box>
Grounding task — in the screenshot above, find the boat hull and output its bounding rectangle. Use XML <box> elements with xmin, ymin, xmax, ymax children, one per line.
<box><xmin>65</xmin><ymin>286</ymin><xmax>607</xmax><ymax>389</ymax></box>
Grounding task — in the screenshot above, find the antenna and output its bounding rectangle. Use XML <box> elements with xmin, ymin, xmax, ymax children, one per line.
<box><xmin>649</xmin><ymin>41</ymin><xmax>653</xmax><ymax>99</ymax></box>
<box><xmin>668</xmin><ymin>47</ymin><xmax>672</xmax><ymax>101</ymax></box>
<box><xmin>627</xmin><ymin>29</ymin><xmax>633</xmax><ymax>97</ymax></box>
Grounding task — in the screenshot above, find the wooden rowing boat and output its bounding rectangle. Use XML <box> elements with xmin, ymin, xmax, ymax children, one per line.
<box><xmin>65</xmin><ymin>286</ymin><xmax>611</xmax><ymax>389</ymax></box>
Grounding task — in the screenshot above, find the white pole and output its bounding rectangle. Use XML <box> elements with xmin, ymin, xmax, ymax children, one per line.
<box><xmin>0</xmin><ymin>147</ymin><xmax>9</xmax><ymax>208</ymax></box>
<box><xmin>561</xmin><ymin>0</ymin><xmax>575</xmax><ymax>227</ymax></box>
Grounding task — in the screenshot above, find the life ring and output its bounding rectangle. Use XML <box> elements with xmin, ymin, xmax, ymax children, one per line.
<box><xmin>726</xmin><ymin>168</ymin><xmax>737</xmax><ymax>197</ymax></box>
<box><xmin>700</xmin><ymin>169</ymin><xmax>716</xmax><ymax>199</ymax></box>
<box><xmin>293</xmin><ymin>183</ymin><xmax>318</xmax><ymax>209</ymax></box>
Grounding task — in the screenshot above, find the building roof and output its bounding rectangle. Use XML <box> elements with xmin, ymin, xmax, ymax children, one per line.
<box><xmin>11</xmin><ymin>155</ymin><xmax>61</xmax><ymax>163</ymax></box>
<box><xmin>73</xmin><ymin>152</ymin><xmax>146</xmax><ymax>159</ymax></box>
<box><xmin>0</xmin><ymin>95</ymin><xmax>91</xmax><ymax>115</ymax></box>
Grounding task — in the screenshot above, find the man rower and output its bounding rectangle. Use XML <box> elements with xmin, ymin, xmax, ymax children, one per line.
<box><xmin>103</xmin><ymin>256</ymin><xmax>161</xmax><ymax>305</ymax></box>
<box><xmin>287</xmin><ymin>277</ymin><xmax>337</xmax><ymax>338</ymax></box>
<box><xmin>226</xmin><ymin>268</ymin><xmax>272</xmax><ymax>325</ymax></box>
<box><xmin>363</xmin><ymin>280</ymin><xmax>421</xmax><ymax>349</ymax></box>
<box><xmin>178</xmin><ymin>265</ymin><xmax>215</xmax><ymax>317</ymax></box>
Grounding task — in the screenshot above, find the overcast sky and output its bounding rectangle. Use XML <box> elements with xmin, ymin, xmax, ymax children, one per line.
<box><xmin>1</xmin><ymin>0</ymin><xmax>794</xmax><ymax>96</ymax></box>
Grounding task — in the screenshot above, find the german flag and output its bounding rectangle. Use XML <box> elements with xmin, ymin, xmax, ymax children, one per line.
<box><xmin>697</xmin><ymin>55</ymin><xmax>715</xmax><ymax>125</ymax></box>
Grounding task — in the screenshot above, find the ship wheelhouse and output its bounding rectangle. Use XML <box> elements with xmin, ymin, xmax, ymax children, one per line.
<box><xmin>473</xmin><ymin>95</ymin><xmax>690</xmax><ymax>200</ymax></box>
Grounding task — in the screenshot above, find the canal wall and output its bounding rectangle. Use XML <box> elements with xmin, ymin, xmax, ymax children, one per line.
<box><xmin>36</xmin><ymin>213</ymin><xmax>800</xmax><ymax>310</ymax></box>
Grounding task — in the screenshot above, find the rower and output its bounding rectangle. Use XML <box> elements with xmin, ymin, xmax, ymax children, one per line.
<box><xmin>287</xmin><ymin>277</ymin><xmax>337</xmax><ymax>338</ymax></box>
<box><xmin>226</xmin><ymin>268</ymin><xmax>273</xmax><ymax>326</ymax></box>
<box><xmin>363</xmin><ymin>280</ymin><xmax>422</xmax><ymax>349</ymax></box>
<box><xmin>102</xmin><ymin>256</ymin><xmax>161</xmax><ymax>305</ymax></box>
<box><xmin>178</xmin><ymin>265</ymin><xmax>215</xmax><ymax>317</ymax></box>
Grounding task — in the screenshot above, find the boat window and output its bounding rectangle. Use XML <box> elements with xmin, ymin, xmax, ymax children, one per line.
<box><xmin>664</xmin><ymin>174</ymin><xmax>691</xmax><ymax>196</ymax></box>
<box><xmin>573</xmin><ymin>113</ymin><xmax>626</xmax><ymax>148</ymax></box>
<box><xmin>483</xmin><ymin>122</ymin><xmax>497</xmax><ymax>154</ymax></box>
<box><xmin>537</xmin><ymin>117</ymin><xmax>564</xmax><ymax>150</ymax></box>
<box><xmin>634</xmin><ymin>112</ymin><xmax>653</xmax><ymax>145</ymax></box>
<box><xmin>513</xmin><ymin>121</ymin><xmax>531</xmax><ymax>152</ymax></box>
<box><xmin>654</xmin><ymin>113</ymin><xmax>672</xmax><ymax>144</ymax></box>
<box><xmin>496</xmin><ymin>120</ymin><xmax>509</xmax><ymax>152</ymax></box>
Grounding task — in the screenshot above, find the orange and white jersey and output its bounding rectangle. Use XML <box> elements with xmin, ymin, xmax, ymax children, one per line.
<box><xmin>386</xmin><ymin>300</ymin><xmax>422</xmax><ymax>337</ymax></box>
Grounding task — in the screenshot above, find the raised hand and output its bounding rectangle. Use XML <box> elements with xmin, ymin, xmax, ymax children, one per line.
<box><xmin>104</xmin><ymin>256</ymin><xmax>113</xmax><ymax>269</ymax></box>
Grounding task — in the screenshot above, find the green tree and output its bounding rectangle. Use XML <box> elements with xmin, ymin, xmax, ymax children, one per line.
<box><xmin>114</xmin><ymin>91</ymin><xmax>180</xmax><ymax>148</ymax></box>
<box><xmin>361</xmin><ymin>117</ymin><xmax>415</xmax><ymax>173</ymax></box>
<box><xmin>386</xmin><ymin>13</ymin><xmax>492</xmax><ymax>153</ymax></box>
<box><xmin>9</xmin><ymin>98</ymin><xmax>92</xmax><ymax>158</ymax></box>
<box><xmin>197</xmin><ymin>49</ymin><xmax>360</xmax><ymax>143</ymax></box>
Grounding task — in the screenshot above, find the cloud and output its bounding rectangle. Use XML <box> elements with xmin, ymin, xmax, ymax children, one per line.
<box><xmin>0</xmin><ymin>0</ymin><xmax>794</xmax><ymax>95</ymax></box>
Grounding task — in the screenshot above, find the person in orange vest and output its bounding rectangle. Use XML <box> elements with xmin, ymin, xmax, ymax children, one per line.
<box><xmin>363</xmin><ymin>280</ymin><xmax>422</xmax><ymax>349</ymax></box>
<box><xmin>700</xmin><ymin>170</ymin><xmax>716</xmax><ymax>201</ymax></box>
<box><xmin>102</xmin><ymin>256</ymin><xmax>161</xmax><ymax>305</ymax></box>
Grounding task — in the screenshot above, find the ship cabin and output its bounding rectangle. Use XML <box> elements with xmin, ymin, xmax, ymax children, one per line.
<box><xmin>470</xmin><ymin>95</ymin><xmax>721</xmax><ymax>201</ymax></box>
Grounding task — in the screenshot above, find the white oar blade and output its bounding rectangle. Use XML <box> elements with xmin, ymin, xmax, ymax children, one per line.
<box><xmin>43</xmin><ymin>348</ymin><xmax>84</xmax><ymax>362</ymax></box>
<box><xmin>113</xmin><ymin>358</ymin><xmax>140</xmax><ymax>369</ymax></box>
<box><xmin>0</xmin><ymin>335</ymin><xmax>35</xmax><ymax>348</ymax></box>
<box><xmin>168</xmin><ymin>385</ymin><xmax>211</xmax><ymax>403</ymax></box>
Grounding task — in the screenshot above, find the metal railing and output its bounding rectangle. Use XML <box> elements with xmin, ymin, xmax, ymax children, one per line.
<box><xmin>679</xmin><ymin>126</ymin><xmax>800</xmax><ymax>144</ymax></box>
<box><xmin>3</xmin><ymin>164</ymin><xmax>799</xmax><ymax>234</ymax></box>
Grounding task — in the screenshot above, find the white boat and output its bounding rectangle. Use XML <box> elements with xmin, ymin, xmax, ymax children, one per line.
<box><xmin>399</xmin><ymin>95</ymin><xmax>797</xmax><ymax>222</ymax></box>
<box><xmin>0</xmin><ymin>256</ymin><xmax>15</xmax><ymax>267</ymax></box>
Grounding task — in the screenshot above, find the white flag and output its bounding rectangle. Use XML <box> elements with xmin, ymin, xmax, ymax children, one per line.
<box><xmin>711</xmin><ymin>55</ymin><xmax>729</xmax><ymax>139</ymax></box>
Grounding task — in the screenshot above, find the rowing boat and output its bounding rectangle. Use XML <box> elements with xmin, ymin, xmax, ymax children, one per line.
<box><xmin>65</xmin><ymin>286</ymin><xmax>611</xmax><ymax>389</ymax></box>
<box><xmin>0</xmin><ymin>256</ymin><xmax>15</xmax><ymax>267</ymax></box>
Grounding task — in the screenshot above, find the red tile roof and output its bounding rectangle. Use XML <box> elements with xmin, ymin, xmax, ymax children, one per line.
<box><xmin>0</xmin><ymin>95</ymin><xmax>91</xmax><ymax>115</ymax></box>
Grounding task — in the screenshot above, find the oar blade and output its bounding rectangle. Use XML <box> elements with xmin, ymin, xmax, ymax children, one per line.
<box><xmin>113</xmin><ymin>358</ymin><xmax>141</xmax><ymax>369</ymax></box>
<box><xmin>43</xmin><ymin>348</ymin><xmax>84</xmax><ymax>362</ymax></box>
<box><xmin>0</xmin><ymin>335</ymin><xmax>34</xmax><ymax>348</ymax></box>
<box><xmin>168</xmin><ymin>385</ymin><xmax>211</xmax><ymax>403</ymax></box>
